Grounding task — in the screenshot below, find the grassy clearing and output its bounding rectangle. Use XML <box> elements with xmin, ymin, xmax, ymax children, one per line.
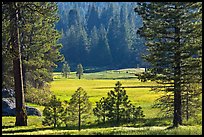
<box><xmin>51</xmin><ymin>70</ymin><xmax>162</xmax><ymax>119</ymax></box>
<box><xmin>2</xmin><ymin>68</ymin><xmax>202</xmax><ymax>135</ymax></box>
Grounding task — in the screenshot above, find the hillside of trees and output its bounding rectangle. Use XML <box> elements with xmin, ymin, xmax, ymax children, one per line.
<box><xmin>55</xmin><ymin>2</ymin><xmax>147</xmax><ymax>70</ymax></box>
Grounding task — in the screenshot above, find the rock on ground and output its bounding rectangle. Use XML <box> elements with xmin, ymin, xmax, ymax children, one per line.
<box><xmin>2</xmin><ymin>89</ymin><xmax>42</xmax><ymax>116</ymax></box>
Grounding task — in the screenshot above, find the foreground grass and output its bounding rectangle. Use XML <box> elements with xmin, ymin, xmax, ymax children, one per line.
<box><xmin>2</xmin><ymin>116</ymin><xmax>202</xmax><ymax>135</ymax></box>
<box><xmin>2</xmin><ymin>124</ymin><xmax>202</xmax><ymax>135</ymax></box>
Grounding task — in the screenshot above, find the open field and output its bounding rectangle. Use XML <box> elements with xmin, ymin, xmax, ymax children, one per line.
<box><xmin>2</xmin><ymin>68</ymin><xmax>202</xmax><ymax>135</ymax></box>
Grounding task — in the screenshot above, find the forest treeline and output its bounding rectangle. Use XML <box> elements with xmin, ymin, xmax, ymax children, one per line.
<box><xmin>55</xmin><ymin>2</ymin><xmax>147</xmax><ymax>70</ymax></box>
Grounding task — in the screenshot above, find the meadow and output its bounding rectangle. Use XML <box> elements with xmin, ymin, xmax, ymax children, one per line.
<box><xmin>2</xmin><ymin>68</ymin><xmax>202</xmax><ymax>135</ymax></box>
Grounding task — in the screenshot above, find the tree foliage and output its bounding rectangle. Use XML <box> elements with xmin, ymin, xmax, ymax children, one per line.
<box><xmin>67</xmin><ymin>87</ymin><xmax>92</xmax><ymax>130</ymax></box>
<box><xmin>42</xmin><ymin>95</ymin><xmax>64</xmax><ymax>128</ymax></box>
<box><xmin>76</xmin><ymin>64</ymin><xmax>84</xmax><ymax>79</ymax></box>
<box><xmin>93</xmin><ymin>81</ymin><xmax>145</xmax><ymax>126</ymax></box>
<box><xmin>62</xmin><ymin>61</ymin><xmax>70</xmax><ymax>78</ymax></box>
<box><xmin>2</xmin><ymin>2</ymin><xmax>64</xmax><ymax>94</ymax></box>
<box><xmin>55</xmin><ymin>2</ymin><xmax>145</xmax><ymax>69</ymax></box>
<box><xmin>135</xmin><ymin>2</ymin><xmax>202</xmax><ymax>127</ymax></box>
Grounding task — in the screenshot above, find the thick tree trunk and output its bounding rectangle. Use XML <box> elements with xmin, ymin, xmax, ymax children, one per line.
<box><xmin>173</xmin><ymin>26</ymin><xmax>182</xmax><ymax>127</ymax></box>
<box><xmin>9</xmin><ymin>2</ymin><xmax>27</xmax><ymax>126</ymax></box>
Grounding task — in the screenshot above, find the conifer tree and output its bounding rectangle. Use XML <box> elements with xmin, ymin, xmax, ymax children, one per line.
<box><xmin>93</xmin><ymin>81</ymin><xmax>145</xmax><ymax>126</ymax></box>
<box><xmin>62</xmin><ymin>61</ymin><xmax>70</xmax><ymax>78</ymax></box>
<box><xmin>135</xmin><ymin>2</ymin><xmax>202</xmax><ymax>127</ymax></box>
<box><xmin>2</xmin><ymin>2</ymin><xmax>64</xmax><ymax>126</ymax></box>
<box><xmin>68</xmin><ymin>87</ymin><xmax>92</xmax><ymax>131</ymax></box>
<box><xmin>86</xmin><ymin>4</ymin><xmax>100</xmax><ymax>34</ymax></box>
<box><xmin>132</xmin><ymin>106</ymin><xmax>145</xmax><ymax>125</ymax></box>
<box><xmin>107</xmin><ymin>81</ymin><xmax>131</xmax><ymax>125</ymax></box>
<box><xmin>76</xmin><ymin>64</ymin><xmax>84</xmax><ymax>79</ymax></box>
<box><xmin>93</xmin><ymin>97</ymin><xmax>109</xmax><ymax>123</ymax></box>
<box><xmin>42</xmin><ymin>95</ymin><xmax>64</xmax><ymax>128</ymax></box>
<box><xmin>7</xmin><ymin>2</ymin><xmax>27</xmax><ymax>126</ymax></box>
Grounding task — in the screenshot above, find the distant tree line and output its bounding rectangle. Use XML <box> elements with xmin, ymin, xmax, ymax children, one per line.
<box><xmin>55</xmin><ymin>2</ymin><xmax>147</xmax><ymax>70</ymax></box>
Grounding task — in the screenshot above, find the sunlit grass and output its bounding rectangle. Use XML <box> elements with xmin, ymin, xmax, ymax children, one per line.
<box><xmin>50</xmin><ymin>75</ymin><xmax>163</xmax><ymax>118</ymax></box>
<box><xmin>2</xmin><ymin>125</ymin><xmax>202</xmax><ymax>135</ymax></box>
<box><xmin>2</xmin><ymin>69</ymin><xmax>202</xmax><ymax>135</ymax></box>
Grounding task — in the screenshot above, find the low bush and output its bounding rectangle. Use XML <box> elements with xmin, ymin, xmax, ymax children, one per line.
<box><xmin>25</xmin><ymin>84</ymin><xmax>53</xmax><ymax>105</ymax></box>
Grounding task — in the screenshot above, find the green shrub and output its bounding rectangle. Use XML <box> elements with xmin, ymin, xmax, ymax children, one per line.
<box><xmin>25</xmin><ymin>84</ymin><xmax>53</xmax><ymax>105</ymax></box>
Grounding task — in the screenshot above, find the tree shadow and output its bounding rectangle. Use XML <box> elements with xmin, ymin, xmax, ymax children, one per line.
<box><xmin>2</xmin><ymin>125</ymin><xmax>15</xmax><ymax>129</ymax></box>
<box><xmin>143</xmin><ymin>117</ymin><xmax>172</xmax><ymax>127</ymax></box>
<box><xmin>2</xmin><ymin>126</ymin><xmax>54</xmax><ymax>134</ymax></box>
<box><xmin>2</xmin><ymin>117</ymin><xmax>173</xmax><ymax>134</ymax></box>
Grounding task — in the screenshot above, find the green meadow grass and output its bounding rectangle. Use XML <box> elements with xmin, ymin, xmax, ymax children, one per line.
<box><xmin>51</xmin><ymin>70</ymin><xmax>162</xmax><ymax>119</ymax></box>
<box><xmin>2</xmin><ymin>68</ymin><xmax>202</xmax><ymax>135</ymax></box>
<box><xmin>2</xmin><ymin>124</ymin><xmax>202</xmax><ymax>135</ymax></box>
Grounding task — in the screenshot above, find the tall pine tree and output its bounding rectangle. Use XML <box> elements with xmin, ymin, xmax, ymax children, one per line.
<box><xmin>135</xmin><ymin>2</ymin><xmax>202</xmax><ymax>127</ymax></box>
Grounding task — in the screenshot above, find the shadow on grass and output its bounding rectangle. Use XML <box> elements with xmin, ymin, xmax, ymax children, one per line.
<box><xmin>94</xmin><ymin>85</ymin><xmax>167</xmax><ymax>89</ymax></box>
<box><xmin>143</xmin><ymin>117</ymin><xmax>172</xmax><ymax>127</ymax></box>
<box><xmin>2</xmin><ymin>117</ymin><xmax>173</xmax><ymax>134</ymax></box>
<box><xmin>92</xmin><ymin>77</ymin><xmax>137</xmax><ymax>80</ymax></box>
<box><xmin>2</xmin><ymin>125</ymin><xmax>15</xmax><ymax>129</ymax></box>
<box><xmin>2</xmin><ymin>127</ymin><xmax>54</xmax><ymax>134</ymax></box>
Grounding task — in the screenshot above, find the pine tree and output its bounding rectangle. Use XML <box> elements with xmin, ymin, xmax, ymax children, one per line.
<box><xmin>67</xmin><ymin>9</ymin><xmax>80</xmax><ymax>27</ymax></box>
<box><xmin>93</xmin><ymin>97</ymin><xmax>109</xmax><ymax>123</ymax></box>
<box><xmin>86</xmin><ymin>4</ymin><xmax>100</xmax><ymax>34</ymax></box>
<box><xmin>107</xmin><ymin>81</ymin><xmax>132</xmax><ymax>125</ymax></box>
<box><xmin>132</xmin><ymin>106</ymin><xmax>145</xmax><ymax>125</ymax></box>
<box><xmin>2</xmin><ymin>3</ymin><xmax>14</xmax><ymax>88</ymax></box>
<box><xmin>2</xmin><ymin>2</ymin><xmax>64</xmax><ymax>90</ymax></box>
<box><xmin>99</xmin><ymin>3</ymin><xmax>114</xmax><ymax>30</ymax></box>
<box><xmin>107</xmin><ymin>14</ymin><xmax>121</xmax><ymax>66</ymax></box>
<box><xmin>2</xmin><ymin>2</ymin><xmax>64</xmax><ymax>126</ymax></box>
<box><xmin>7</xmin><ymin>2</ymin><xmax>27</xmax><ymax>126</ymax></box>
<box><xmin>62</xmin><ymin>61</ymin><xmax>70</xmax><ymax>78</ymax></box>
<box><xmin>89</xmin><ymin>25</ymin><xmax>112</xmax><ymax>66</ymax></box>
<box><xmin>61</xmin><ymin>8</ymin><xmax>89</xmax><ymax>65</ymax></box>
<box><xmin>135</xmin><ymin>2</ymin><xmax>202</xmax><ymax>127</ymax></box>
<box><xmin>93</xmin><ymin>81</ymin><xmax>145</xmax><ymax>126</ymax></box>
<box><xmin>76</xmin><ymin>64</ymin><xmax>84</xmax><ymax>79</ymax></box>
<box><xmin>68</xmin><ymin>87</ymin><xmax>92</xmax><ymax>131</ymax></box>
<box><xmin>42</xmin><ymin>95</ymin><xmax>64</xmax><ymax>128</ymax></box>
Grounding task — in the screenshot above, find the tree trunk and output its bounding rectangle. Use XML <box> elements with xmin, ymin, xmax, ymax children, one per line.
<box><xmin>173</xmin><ymin>25</ymin><xmax>182</xmax><ymax>127</ymax></box>
<box><xmin>22</xmin><ymin>59</ymin><xmax>27</xmax><ymax>93</ymax></box>
<box><xmin>78</xmin><ymin>94</ymin><xmax>81</xmax><ymax>131</ymax></box>
<box><xmin>54</xmin><ymin>107</ymin><xmax>56</xmax><ymax>128</ymax></box>
<box><xmin>116</xmin><ymin>91</ymin><xmax>120</xmax><ymax>126</ymax></box>
<box><xmin>9</xmin><ymin>2</ymin><xmax>27</xmax><ymax>126</ymax></box>
<box><xmin>186</xmin><ymin>87</ymin><xmax>189</xmax><ymax>121</ymax></box>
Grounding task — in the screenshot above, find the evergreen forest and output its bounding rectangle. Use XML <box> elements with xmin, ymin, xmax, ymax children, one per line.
<box><xmin>55</xmin><ymin>2</ymin><xmax>147</xmax><ymax>70</ymax></box>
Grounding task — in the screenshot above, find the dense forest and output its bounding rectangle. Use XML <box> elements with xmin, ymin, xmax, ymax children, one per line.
<box><xmin>55</xmin><ymin>2</ymin><xmax>147</xmax><ymax>70</ymax></box>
